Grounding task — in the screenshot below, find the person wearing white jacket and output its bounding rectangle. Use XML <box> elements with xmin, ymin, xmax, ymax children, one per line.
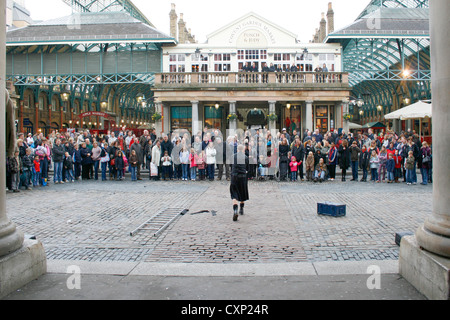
<box><xmin>205</xmin><ymin>142</ymin><xmax>216</xmax><ymax>181</ymax></box>
<box><xmin>151</xmin><ymin>140</ymin><xmax>161</xmax><ymax>180</ymax></box>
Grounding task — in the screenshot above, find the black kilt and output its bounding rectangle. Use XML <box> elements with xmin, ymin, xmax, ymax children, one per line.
<box><xmin>230</xmin><ymin>174</ymin><xmax>249</xmax><ymax>202</ymax></box>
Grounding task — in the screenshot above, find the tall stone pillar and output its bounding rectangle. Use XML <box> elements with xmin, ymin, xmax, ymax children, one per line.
<box><xmin>305</xmin><ymin>100</ymin><xmax>314</xmax><ymax>132</ymax></box>
<box><xmin>228</xmin><ymin>101</ymin><xmax>237</xmax><ymax>136</ymax></box>
<box><xmin>191</xmin><ymin>100</ymin><xmax>200</xmax><ymax>136</ymax></box>
<box><xmin>0</xmin><ymin>1</ymin><xmax>46</xmax><ymax>298</ymax></box>
<box><xmin>154</xmin><ymin>101</ymin><xmax>163</xmax><ymax>136</ymax></box>
<box><xmin>399</xmin><ymin>0</ymin><xmax>450</xmax><ymax>300</ymax></box>
<box><xmin>268</xmin><ymin>101</ymin><xmax>277</xmax><ymax>137</ymax></box>
<box><xmin>342</xmin><ymin>101</ymin><xmax>350</xmax><ymax>134</ymax></box>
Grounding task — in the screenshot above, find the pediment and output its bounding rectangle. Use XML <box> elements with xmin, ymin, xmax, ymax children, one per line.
<box><xmin>206</xmin><ymin>12</ymin><xmax>298</xmax><ymax>47</ymax></box>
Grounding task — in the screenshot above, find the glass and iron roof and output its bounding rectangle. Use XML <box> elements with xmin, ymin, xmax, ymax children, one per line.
<box><xmin>61</xmin><ymin>0</ymin><xmax>154</xmax><ymax>27</ymax></box>
<box><xmin>325</xmin><ymin>0</ymin><xmax>430</xmax><ymax>88</ymax></box>
<box><xmin>6</xmin><ymin>11</ymin><xmax>175</xmax><ymax>46</ymax></box>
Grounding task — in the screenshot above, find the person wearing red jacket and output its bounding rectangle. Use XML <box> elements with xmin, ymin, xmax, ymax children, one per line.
<box><xmin>393</xmin><ymin>149</ymin><xmax>402</xmax><ymax>183</ymax></box>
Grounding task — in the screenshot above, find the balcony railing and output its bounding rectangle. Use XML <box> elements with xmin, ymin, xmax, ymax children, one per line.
<box><xmin>155</xmin><ymin>72</ymin><xmax>349</xmax><ymax>88</ymax></box>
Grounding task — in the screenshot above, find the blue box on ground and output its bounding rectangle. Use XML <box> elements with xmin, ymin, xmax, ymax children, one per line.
<box><xmin>317</xmin><ymin>202</ymin><xmax>346</xmax><ymax>217</ymax></box>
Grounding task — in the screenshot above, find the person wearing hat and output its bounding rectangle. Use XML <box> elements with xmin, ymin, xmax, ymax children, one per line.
<box><xmin>230</xmin><ymin>144</ymin><xmax>249</xmax><ymax>222</ymax></box>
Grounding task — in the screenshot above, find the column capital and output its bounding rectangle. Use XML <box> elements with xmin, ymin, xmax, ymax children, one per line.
<box><xmin>305</xmin><ymin>100</ymin><xmax>314</xmax><ymax>104</ymax></box>
<box><xmin>190</xmin><ymin>100</ymin><xmax>199</xmax><ymax>105</ymax></box>
<box><xmin>228</xmin><ymin>101</ymin><xmax>237</xmax><ymax>105</ymax></box>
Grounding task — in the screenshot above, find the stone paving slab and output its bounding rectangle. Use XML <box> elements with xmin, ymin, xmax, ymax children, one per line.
<box><xmin>5</xmin><ymin>179</ymin><xmax>433</xmax><ymax>264</ymax></box>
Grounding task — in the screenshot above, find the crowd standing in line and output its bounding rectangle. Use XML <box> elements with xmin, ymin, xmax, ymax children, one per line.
<box><xmin>6</xmin><ymin>125</ymin><xmax>432</xmax><ymax>192</ymax></box>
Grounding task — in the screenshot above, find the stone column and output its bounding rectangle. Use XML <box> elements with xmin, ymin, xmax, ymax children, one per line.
<box><xmin>416</xmin><ymin>0</ymin><xmax>450</xmax><ymax>258</ymax></box>
<box><xmin>154</xmin><ymin>101</ymin><xmax>163</xmax><ymax>136</ymax></box>
<box><xmin>268</xmin><ymin>101</ymin><xmax>277</xmax><ymax>136</ymax></box>
<box><xmin>228</xmin><ymin>101</ymin><xmax>237</xmax><ymax>136</ymax></box>
<box><xmin>191</xmin><ymin>100</ymin><xmax>200</xmax><ymax>136</ymax></box>
<box><xmin>342</xmin><ymin>101</ymin><xmax>350</xmax><ymax>134</ymax></box>
<box><xmin>0</xmin><ymin>2</ymin><xmax>46</xmax><ymax>298</ymax></box>
<box><xmin>305</xmin><ymin>100</ymin><xmax>314</xmax><ymax>132</ymax></box>
<box><xmin>0</xmin><ymin>1</ymin><xmax>23</xmax><ymax>258</ymax></box>
<box><xmin>399</xmin><ymin>0</ymin><xmax>450</xmax><ymax>300</ymax></box>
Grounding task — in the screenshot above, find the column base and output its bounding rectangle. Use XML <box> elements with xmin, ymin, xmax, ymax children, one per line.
<box><xmin>399</xmin><ymin>235</ymin><xmax>450</xmax><ymax>300</ymax></box>
<box><xmin>0</xmin><ymin>239</ymin><xmax>47</xmax><ymax>299</ymax></box>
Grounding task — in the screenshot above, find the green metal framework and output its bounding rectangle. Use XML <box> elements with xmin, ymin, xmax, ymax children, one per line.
<box><xmin>5</xmin><ymin>1</ymin><xmax>176</xmax><ymax>124</ymax></box>
<box><xmin>327</xmin><ymin>0</ymin><xmax>431</xmax><ymax>119</ymax></box>
<box><xmin>62</xmin><ymin>0</ymin><xmax>155</xmax><ymax>27</ymax></box>
<box><xmin>357</xmin><ymin>0</ymin><xmax>430</xmax><ymax>19</ymax></box>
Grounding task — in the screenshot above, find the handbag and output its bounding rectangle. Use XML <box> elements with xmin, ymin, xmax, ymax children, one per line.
<box><xmin>422</xmin><ymin>155</ymin><xmax>430</xmax><ymax>163</ymax></box>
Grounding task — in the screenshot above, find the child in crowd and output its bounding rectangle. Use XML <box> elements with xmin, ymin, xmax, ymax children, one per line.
<box><xmin>179</xmin><ymin>147</ymin><xmax>190</xmax><ymax>181</ymax></box>
<box><xmin>161</xmin><ymin>151</ymin><xmax>172</xmax><ymax>181</ymax></box>
<box><xmin>289</xmin><ymin>156</ymin><xmax>299</xmax><ymax>182</ymax></box>
<box><xmin>305</xmin><ymin>151</ymin><xmax>315</xmax><ymax>181</ymax></box>
<box><xmin>115</xmin><ymin>150</ymin><xmax>125</xmax><ymax>180</ymax></box>
<box><xmin>8</xmin><ymin>149</ymin><xmax>21</xmax><ymax>193</ymax></box>
<box><xmin>378</xmin><ymin>146</ymin><xmax>388</xmax><ymax>182</ymax></box>
<box><xmin>386</xmin><ymin>153</ymin><xmax>395</xmax><ymax>183</ymax></box>
<box><xmin>129</xmin><ymin>149</ymin><xmax>138</xmax><ymax>181</ymax></box>
<box><xmin>196</xmin><ymin>151</ymin><xmax>206</xmax><ymax>181</ymax></box>
<box><xmin>405</xmin><ymin>151</ymin><xmax>415</xmax><ymax>185</ymax></box>
<box><xmin>189</xmin><ymin>148</ymin><xmax>197</xmax><ymax>181</ymax></box>
<box><xmin>32</xmin><ymin>155</ymin><xmax>41</xmax><ymax>187</ymax></box>
<box><xmin>314</xmin><ymin>158</ymin><xmax>327</xmax><ymax>183</ymax></box>
<box><xmin>21</xmin><ymin>148</ymin><xmax>34</xmax><ymax>190</ymax></box>
<box><xmin>359</xmin><ymin>145</ymin><xmax>370</xmax><ymax>182</ymax></box>
<box><xmin>369</xmin><ymin>150</ymin><xmax>380</xmax><ymax>182</ymax></box>
<box><xmin>393</xmin><ymin>149</ymin><xmax>403</xmax><ymax>183</ymax></box>
<box><xmin>63</xmin><ymin>151</ymin><xmax>75</xmax><ymax>182</ymax></box>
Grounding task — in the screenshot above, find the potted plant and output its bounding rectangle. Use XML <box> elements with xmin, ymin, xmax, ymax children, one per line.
<box><xmin>152</xmin><ymin>112</ymin><xmax>163</xmax><ymax>122</ymax></box>
<box><xmin>227</xmin><ymin>113</ymin><xmax>238</xmax><ymax>121</ymax></box>
<box><xmin>343</xmin><ymin>113</ymin><xmax>353</xmax><ymax>122</ymax></box>
<box><xmin>267</xmin><ymin>113</ymin><xmax>278</xmax><ymax>122</ymax></box>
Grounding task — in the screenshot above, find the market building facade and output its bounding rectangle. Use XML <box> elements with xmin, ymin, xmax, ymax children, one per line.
<box><xmin>154</xmin><ymin>5</ymin><xmax>352</xmax><ymax>137</ymax></box>
<box><xmin>6</xmin><ymin>1</ymin><xmax>351</xmax><ymax>138</ymax></box>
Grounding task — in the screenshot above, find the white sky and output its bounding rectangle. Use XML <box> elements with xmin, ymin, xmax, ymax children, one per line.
<box><xmin>24</xmin><ymin>0</ymin><xmax>369</xmax><ymax>43</ymax></box>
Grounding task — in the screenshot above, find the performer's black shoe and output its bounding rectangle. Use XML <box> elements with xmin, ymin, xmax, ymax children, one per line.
<box><xmin>239</xmin><ymin>203</ymin><xmax>244</xmax><ymax>215</ymax></box>
<box><xmin>233</xmin><ymin>205</ymin><xmax>239</xmax><ymax>221</ymax></box>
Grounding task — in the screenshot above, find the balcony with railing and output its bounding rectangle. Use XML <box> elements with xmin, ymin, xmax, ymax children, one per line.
<box><xmin>154</xmin><ymin>72</ymin><xmax>350</xmax><ymax>90</ymax></box>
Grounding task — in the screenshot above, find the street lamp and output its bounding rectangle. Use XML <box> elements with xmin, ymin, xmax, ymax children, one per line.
<box><xmin>100</xmin><ymin>100</ymin><xmax>108</xmax><ymax>109</ymax></box>
<box><xmin>348</xmin><ymin>96</ymin><xmax>365</xmax><ymax>108</ymax></box>
<box><xmin>61</xmin><ymin>90</ymin><xmax>70</xmax><ymax>102</ymax></box>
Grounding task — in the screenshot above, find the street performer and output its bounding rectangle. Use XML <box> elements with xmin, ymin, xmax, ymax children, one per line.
<box><xmin>230</xmin><ymin>144</ymin><xmax>249</xmax><ymax>221</ymax></box>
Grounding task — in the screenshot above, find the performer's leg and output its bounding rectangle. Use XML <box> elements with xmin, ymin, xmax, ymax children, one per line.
<box><xmin>233</xmin><ymin>201</ymin><xmax>239</xmax><ymax>221</ymax></box>
<box><xmin>239</xmin><ymin>202</ymin><xmax>244</xmax><ymax>215</ymax></box>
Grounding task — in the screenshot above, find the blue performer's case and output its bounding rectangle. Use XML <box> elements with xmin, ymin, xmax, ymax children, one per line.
<box><xmin>317</xmin><ymin>202</ymin><xmax>346</xmax><ymax>217</ymax></box>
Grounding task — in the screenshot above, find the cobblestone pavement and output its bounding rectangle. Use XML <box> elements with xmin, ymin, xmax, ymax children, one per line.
<box><xmin>6</xmin><ymin>177</ymin><xmax>432</xmax><ymax>264</ymax></box>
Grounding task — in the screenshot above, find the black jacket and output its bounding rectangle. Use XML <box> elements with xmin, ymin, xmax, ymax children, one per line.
<box><xmin>231</xmin><ymin>153</ymin><xmax>248</xmax><ymax>176</ymax></box>
<box><xmin>52</xmin><ymin>144</ymin><xmax>65</xmax><ymax>162</ymax></box>
<box><xmin>291</xmin><ymin>144</ymin><xmax>305</xmax><ymax>163</ymax></box>
<box><xmin>359</xmin><ymin>150</ymin><xmax>370</xmax><ymax>170</ymax></box>
<box><xmin>338</xmin><ymin>145</ymin><xmax>351</xmax><ymax>170</ymax></box>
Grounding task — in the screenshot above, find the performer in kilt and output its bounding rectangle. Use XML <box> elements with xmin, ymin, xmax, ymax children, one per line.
<box><xmin>230</xmin><ymin>144</ymin><xmax>249</xmax><ymax>221</ymax></box>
